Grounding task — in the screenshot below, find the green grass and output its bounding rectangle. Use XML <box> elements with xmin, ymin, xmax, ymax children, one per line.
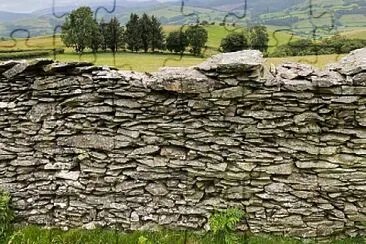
<box><xmin>267</xmin><ymin>53</ymin><xmax>346</xmax><ymax>68</ymax></box>
<box><xmin>340</xmin><ymin>28</ymin><xmax>366</xmax><ymax>40</ymax></box>
<box><xmin>1</xmin><ymin>226</ymin><xmax>365</xmax><ymax>244</ymax></box>
<box><xmin>340</xmin><ymin>14</ymin><xmax>366</xmax><ymax>27</ymax></box>
<box><xmin>51</xmin><ymin>51</ymin><xmax>206</xmax><ymax>72</ymax></box>
<box><xmin>0</xmin><ymin>35</ymin><xmax>64</xmax><ymax>51</ymax></box>
<box><xmin>0</xmin><ymin>24</ymin><xmax>361</xmax><ymax>72</ymax></box>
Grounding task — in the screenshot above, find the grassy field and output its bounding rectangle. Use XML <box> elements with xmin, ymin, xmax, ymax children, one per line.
<box><xmin>0</xmin><ymin>24</ymin><xmax>361</xmax><ymax>72</ymax></box>
<box><xmin>52</xmin><ymin>52</ymin><xmax>206</xmax><ymax>72</ymax></box>
<box><xmin>0</xmin><ymin>35</ymin><xmax>64</xmax><ymax>51</ymax></box>
<box><xmin>267</xmin><ymin>54</ymin><xmax>346</xmax><ymax>69</ymax></box>
<box><xmin>340</xmin><ymin>28</ymin><xmax>366</xmax><ymax>40</ymax></box>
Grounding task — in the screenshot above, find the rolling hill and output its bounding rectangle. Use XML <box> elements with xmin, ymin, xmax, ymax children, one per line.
<box><xmin>0</xmin><ymin>0</ymin><xmax>364</xmax><ymax>39</ymax></box>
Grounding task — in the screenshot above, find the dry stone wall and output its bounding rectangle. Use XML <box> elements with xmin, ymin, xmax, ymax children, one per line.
<box><xmin>1</xmin><ymin>48</ymin><xmax>366</xmax><ymax>238</ymax></box>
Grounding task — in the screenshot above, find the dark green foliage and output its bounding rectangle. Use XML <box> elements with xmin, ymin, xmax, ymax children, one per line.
<box><xmin>185</xmin><ymin>25</ymin><xmax>208</xmax><ymax>56</ymax></box>
<box><xmin>125</xmin><ymin>13</ymin><xmax>165</xmax><ymax>53</ymax></box>
<box><xmin>150</xmin><ymin>15</ymin><xmax>165</xmax><ymax>52</ymax></box>
<box><xmin>105</xmin><ymin>17</ymin><xmax>124</xmax><ymax>53</ymax></box>
<box><xmin>90</xmin><ymin>19</ymin><xmax>103</xmax><ymax>53</ymax></box>
<box><xmin>61</xmin><ymin>7</ymin><xmax>97</xmax><ymax>53</ymax></box>
<box><xmin>248</xmin><ymin>25</ymin><xmax>269</xmax><ymax>53</ymax></box>
<box><xmin>166</xmin><ymin>31</ymin><xmax>189</xmax><ymax>53</ymax></box>
<box><xmin>125</xmin><ymin>13</ymin><xmax>143</xmax><ymax>52</ymax></box>
<box><xmin>208</xmin><ymin>208</ymin><xmax>245</xmax><ymax>244</ymax></box>
<box><xmin>220</xmin><ymin>32</ymin><xmax>248</xmax><ymax>52</ymax></box>
<box><xmin>99</xmin><ymin>18</ymin><xmax>109</xmax><ymax>52</ymax></box>
<box><xmin>271</xmin><ymin>34</ymin><xmax>366</xmax><ymax>57</ymax></box>
<box><xmin>0</xmin><ymin>49</ymin><xmax>58</xmax><ymax>60</ymax></box>
<box><xmin>0</xmin><ymin>189</ymin><xmax>13</xmax><ymax>242</ymax></box>
<box><xmin>140</xmin><ymin>13</ymin><xmax>152</xmax><ymax>53</ymax></box>
<box><xmin>219</xmin><ymin>26</ymin><xmax>269</xmax><ymax>54</ymax></box>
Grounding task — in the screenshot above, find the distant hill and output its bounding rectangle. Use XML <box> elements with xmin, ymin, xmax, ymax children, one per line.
<box><xmin>0</xmin><ymin>0</ymin><xmax>364</xmax><ymax>39</ymax></box>
<box><xmin>0</xmin><ymin>11</ymin><xmax>31</xmax><ymax>22</ymax></box>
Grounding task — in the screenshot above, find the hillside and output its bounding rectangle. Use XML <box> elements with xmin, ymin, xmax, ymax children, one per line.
<box><xmin>0</xmin><ymin>0</ymin><xmax>364</xmax><ymax>39</ymax></box>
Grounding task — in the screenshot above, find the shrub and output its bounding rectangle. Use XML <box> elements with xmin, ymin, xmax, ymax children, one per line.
<box><xmin>220</xmin><ymin>32</ymin><xmax>248</xmax><ymax>52</ymax></box>
<box><xmin>0</xmin><ymin>50</ymin><xmax>54</xmax><ymax>60</ymax></box>
<box><xmin>208</xmin><ymin>208</ymin><xmax>245</xmax><ymax>244</ymax></box>
<box><xmin>0</xmin><ymin>189</ymin><xmax>14</xmax><ymax>241</ymax></box>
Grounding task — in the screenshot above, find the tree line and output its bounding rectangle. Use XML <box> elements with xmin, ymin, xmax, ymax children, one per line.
<box><xmin>219</xmin><ymin>26</ymin><xmax>270</xmax><ymax>54</ymax></box>
<box><xmin>271</xmin><ymin>34</ymin><xmax>366</xmax><ymax>57</ymax></box>
<box><xmin>61</xmin><ymin>6</ymin><xmax>209</xmax><ymax>56</ymax></box>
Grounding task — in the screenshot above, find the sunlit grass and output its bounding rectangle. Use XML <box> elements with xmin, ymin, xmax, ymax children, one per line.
<box><xmin>266</xmin><ymin>53</ymin><xmax>346</xmax><ymax>69</ymax></box>
<box><xmin>51</xmin><ymin>51</ymin><xmax>206</xmax><ymax>72</ymax></box>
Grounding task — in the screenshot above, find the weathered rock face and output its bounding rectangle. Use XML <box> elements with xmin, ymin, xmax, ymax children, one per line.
<box><xmin>1</xmin><ymin>48</ymin><xmax>366</xmax><ymax>238</ymax></box>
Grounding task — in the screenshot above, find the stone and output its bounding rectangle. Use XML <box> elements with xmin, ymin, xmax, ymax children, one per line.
<box><xmin>151</xmin><ymin>67</ymin><xmax>219</xmax><ymax>93</ymax></box>
<box><xmin>264</xmin><ymin>183</ymin><xmax>291</xmax><ymax>193</ymax></box>
<box><xmin>1</xmin><ymin>49</ymin><xmax>366</xmax><ymax>237</ymax></box>
<box><xmin>211</xmin><ymin>86</ymin><xmax>251</xmax><ymax>99</ymax></box>
<box><xmin>295</xmin><ymin>161</ymin><xmax>338</xmax><ymax>169</ymax></box>
<box><xmin>28</xmin><ymin>103</ymin><xmax>56</xmax><ymax>123</ymax></box>
<box><xmin>114</xmin><ymin>99</ymin><xmax>141</xmax><ymax>108</ymax></box>
<box><xmin>57</xmin><ymin>135</ymin><xmax>114</xmax><ymax>151</ymax></box>
<box><xmin>197</xmin><ymin>50</ymin><xmax>264</xmax><ymax>73</ymax></box>
<box><xmin>311</xmin><ymin>71</ymin><xmax>345</xmax><ymax>87</ymax></box>
<box><xmin>264</xmin><ymin>163</ymin><xmax>293</xmax><ymax>175</ymax></box>
<box><xmin>2</xmin><ymin>62</ymin><xmax>29</xmax><ymax>78</ymax></box>
<box><xmin>130</xmin><ymin>146</ymin><xmax>160</xmax><ymax>155</ymax></box>
<box><xmin>55</xmin><ymin>171</ymin><xmax>80</xmax><ymax>181</ymax></box>
<box><xmin>117</xmin><ymin>128</ymin><xmax>140</xmax><ymax>138</ymax></box>
<box><xmin>276</xmin><ymin>215</ymin><xmax>305</xmax><ymax>227</ymax></box>
<box><xmin>282</xmin><ymin>79</ymin><xmax>314</xmax><ymax>91</ymax></box>
<box><xmin>353</xmin><ymin>72</ymin><xmax>366</xmax><ymax>85</ymax></box>
<box><xmin>336</xmin><ymin>48</ymin><xmax>366</xmax><ymax>75</ymax></box>
<box><xmin>145</xmin><ymin>182</ymin><xmax>168</xmax><ymax>196</ymax></box>
<box><xmin>0</xmin><ymin>102</ymin><xmax>16</xmax><ymax>109</ymax></box>
<box><xmin>160</xmin><ymin>146</ymin><xmax>187</xmax><ymax>159</ymax></box>
<box><xmin>294</xmin><ymin>112</ymin><xmax>324</xmax><ymax>125</ymax></box>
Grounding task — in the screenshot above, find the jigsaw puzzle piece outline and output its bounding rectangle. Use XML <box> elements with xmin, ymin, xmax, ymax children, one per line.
<box><xmin>52</xmin><ymin>0</ymin><xmax>117</xmax><ymax>19</ymax></box>
<box><xmin>0</xmin><ymin>29</ymin><xmax>31</xmax><ymax>50</ymax></box>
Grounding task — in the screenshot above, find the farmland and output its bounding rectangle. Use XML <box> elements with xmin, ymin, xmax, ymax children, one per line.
<box><xmin>0</xmin><ymin>24</ymin><xmax>362</xmax><ymax>72</ymax></box>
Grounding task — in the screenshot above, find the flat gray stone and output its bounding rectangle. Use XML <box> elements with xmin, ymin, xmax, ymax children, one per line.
<box><xmin>336</xmin><ymin>48</ymin><xmax>366</xmax><ymax>75</ymax></box>
<box><xmin>197</xmin><ymin>50</ymin><xmax>264</xmax><ymax>74</ymax></box>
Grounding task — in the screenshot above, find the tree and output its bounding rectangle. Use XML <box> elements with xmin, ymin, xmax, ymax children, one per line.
<box><xmin>185</xmin><ymin>25</ymin><xmax>208</xmax><ymax>56</ymax></box>
<box><xmin>139</xmin><ymin>13</ymin><xmax>152</xmax><ymax>53</ymax></box>
<box><xmin>248</xmin><ymin>25</ymin><xmax>269</xmax><ymax>54</ymax></box>
<box><xmin>61</xmin><ymin>6</ymin><xmax>97</xmax><ymax>53</ymax></box>
<box><xmin>90</xmin><ymin>19</ymin><xmax>103</xmax><ymax>53</ymax></box>
<box><xmin>125</xmin><ymin>13</ymin><xmax>142</xmax><ymax>52</ymax></box>
<box><xmin>220</xmin><ymin>32</ymin><xmax>248</xmax><ymax>52</ymax></box>
<box><xmin>150</xmin><ymin>15</ymin><xmax>165</xmax><ymax>52</ymax></box>
<box><xmin>166</xmin><ymin>31</ymin><xmax>189</xmax><ymax>53</ymax></box>
<box><xmin>99</xmin><ymin>18</ymin><xmax>109</xmax><ymax>52</ymax></box>
<box><xmin>105</xmin><ymin>17</ymin><xmax>124</xmax><ymax>53</ymax></box>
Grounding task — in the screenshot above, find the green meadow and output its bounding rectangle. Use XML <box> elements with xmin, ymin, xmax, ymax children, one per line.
<box><xmin>0</xmin><ymin>24</ymin><xmax>363</xmax><ymax>72</ymax></box>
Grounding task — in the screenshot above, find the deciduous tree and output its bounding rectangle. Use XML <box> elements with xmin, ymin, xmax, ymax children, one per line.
<box><xmin>61</xmin><ymin>6</ymin><xmax>97</xmax><ymax>53</ymax></box>
<box><xmin>185</xmin><ymin>25</ymin><xmax>208</xmax><ymax>56</ymax></box>
<box><xmin>166</xmin><ymin>31</ymin><xmax>189</xmax><ymax>53</ymax></box>
<box><xmin>220</xmin><ymin>32</ymin><xmax>248</xmax><ymax>52</ymax></box>
<box><xmin>248</xmin><ymin>25</ymin><xmax>269</xmax><ymax>53</ymax></box>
